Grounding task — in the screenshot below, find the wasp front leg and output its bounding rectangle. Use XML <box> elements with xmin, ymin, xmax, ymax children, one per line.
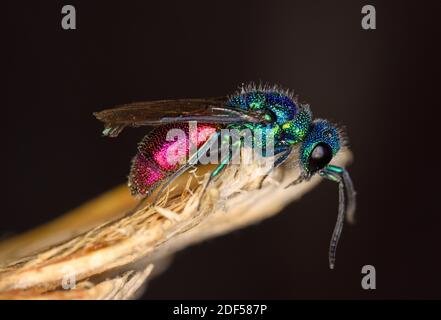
<box><xmin>197</xmin><ymin>135</ymin><xmax>236</xmax><ymax>209</ymax></box>
<box><xmin>257</xmin><ymin>144</ymin><xmax>292</xmax><ymax>189</ymax></box>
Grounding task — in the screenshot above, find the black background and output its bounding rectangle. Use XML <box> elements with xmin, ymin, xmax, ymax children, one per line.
<box><xmin>4</xmin><ymin>1</ymin><xmax>441</xmax><ymax>299</ymax></box>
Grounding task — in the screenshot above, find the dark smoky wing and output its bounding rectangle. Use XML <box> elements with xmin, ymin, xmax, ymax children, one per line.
<box><xmin>94</xmin><ymin>97</ymin><xmax>226</xmax><ymax>137</ymax></box>
<box><xmin>94</xmin><ymin>97</ymin><xmax>263</xmax><ymax>137</ymax></box>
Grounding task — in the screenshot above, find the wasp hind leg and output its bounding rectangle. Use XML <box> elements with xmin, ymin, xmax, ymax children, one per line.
<box><xmin>128</xmin><ymin>161</ymin><xmax>202</xmax><ymax>215</ymax></box>
<box><xmin>125</xmin><ymin>180</ymin><xmax>164</xmax><ymax>216</ymax></box>
<box><xmin>196</xmin><ymin>151</ymin><xmax>232</xmax><ymax>210</ymax></box>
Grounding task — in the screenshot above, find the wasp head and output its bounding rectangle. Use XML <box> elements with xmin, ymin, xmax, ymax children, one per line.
<box><xmin>299</xmin><ymin>119</ymin><xmax>342</xmax><ymax>177</ymax></box>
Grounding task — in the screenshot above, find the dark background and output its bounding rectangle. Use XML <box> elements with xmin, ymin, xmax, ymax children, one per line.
<box><xmin>4</xmin><ymin>1</ymin><xmax>441</xmax><ymax>299</ymax></box>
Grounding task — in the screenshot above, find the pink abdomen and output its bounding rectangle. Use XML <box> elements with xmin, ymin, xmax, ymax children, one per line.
<box><xmin>128</xmin><ymin>123</ymin><xmax>220</xmax><ymax>195</ymax></box>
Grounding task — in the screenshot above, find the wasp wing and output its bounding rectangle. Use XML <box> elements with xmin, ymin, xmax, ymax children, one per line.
<box><xmin>94</xmin><ymin>97</ymin><xmax>263</xmax><ymax>137</ymax></box>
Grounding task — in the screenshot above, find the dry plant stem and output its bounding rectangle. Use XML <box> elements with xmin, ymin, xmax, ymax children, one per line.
<box><xmin>0</xmin><ymin>149</ymin><xmax>352</xmax><ymax>299</ymax></box>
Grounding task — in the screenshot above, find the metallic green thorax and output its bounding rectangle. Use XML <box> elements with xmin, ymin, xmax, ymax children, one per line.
<box><xmin>281</xmin><ymin>108</ymin><xmax>312</xmax><ymax>144</ymax></box>
<box><xmin>226</xmin><ymin>86</ymin><xmax>342</xmax><ymax>173</ymax></box>
<box><xmin>226</xmin><ymin>88</ymin><xmax>312</xmax><ymax>151</ymax></box>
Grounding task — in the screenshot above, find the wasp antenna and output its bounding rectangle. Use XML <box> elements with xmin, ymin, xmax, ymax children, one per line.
<box><xmin>320</xmin><ymin>165</ymin><xmax>356</xmax><ymax>269</ymax></box>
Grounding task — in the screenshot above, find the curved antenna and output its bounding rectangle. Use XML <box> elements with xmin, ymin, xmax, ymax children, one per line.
<box><xmin>320</xmin><ymin>165</ymin><xmax>357</xmax><ymax>269</ymax></box>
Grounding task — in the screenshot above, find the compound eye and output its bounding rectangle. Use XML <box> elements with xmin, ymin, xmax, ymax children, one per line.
<box><xmin>308</xmin><ymin>142</ymin><xmax>333</xmax><ymax>172</ymax></box>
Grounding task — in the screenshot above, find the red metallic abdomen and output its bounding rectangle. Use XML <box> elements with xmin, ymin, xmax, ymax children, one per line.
<box><xmin>128</xmin><ymin>123</ymin><xmax>221</xmax><ymax>195</ymax></box>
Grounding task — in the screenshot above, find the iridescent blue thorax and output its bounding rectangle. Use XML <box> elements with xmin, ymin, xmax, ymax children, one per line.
<box><xmin>227</xmin><ymin>90</ymin><xmax>298</xmax><ymax>124</ymax></box>
<box><xmin>226</xmin><ymin>88</ymin><xmax>311</xmax><ymax>145</ymax></box>
<box><xmin>226</xmin><ymin>87</ymin><xmax>342</xmax><ymax>175</ymax></box>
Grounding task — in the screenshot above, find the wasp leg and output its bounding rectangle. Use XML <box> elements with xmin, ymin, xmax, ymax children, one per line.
<box><xmin>126</xmin><ymin>181</ymin><xmax>164</xmax><ymax>215</ymax></box>
<box><xmin>284</xmin><ymin>173</ymin><xmax>305</xmax><ymax>189</ymax></box>
<box><xmin>196</xmin><ymin>131</ymin><xmax>238</xmax><ymax>210</ymax></box>
<box><xmin>197</xmin><ymin>150</ymin><xmax>232</xmax><ymax>210</ymax></box>
<box><xmin>258</xmin><ymin>145</ymin><xmax>292</xmax><ymax>189</ymax></box>
<box><xmin>150</xmin><ymin>164</ymin><xmax>195</xmax><ymax>206</ymax></box>
<box><xmin>127</xmin><ymin>165</ymin><xmax>192</xmax><ymax>215</ymax></box>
